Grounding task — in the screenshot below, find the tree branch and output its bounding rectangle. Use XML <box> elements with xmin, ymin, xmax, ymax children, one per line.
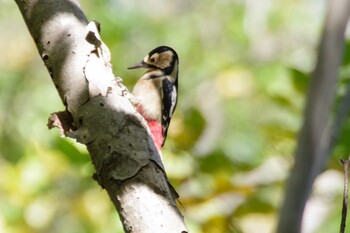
<box><xmin>277</xmin><ymin>0</ymin><xmax>350</xmax><ymax>232</ymax></box>
<box><xmin>14</xmin><ymin>0</ymin><xmax>188</xmax><ymax>232</ymax></box>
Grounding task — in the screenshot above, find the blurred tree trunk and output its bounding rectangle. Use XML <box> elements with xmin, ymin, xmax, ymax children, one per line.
<box><xmin>277</xmin><ymin>0</ymin><xmax>350</xmax><ymax>232</ymax></box>
<box><xmin>13</xmin><ymin>0</ymin><xmax>188</xmax><ymax>232</ymax></box>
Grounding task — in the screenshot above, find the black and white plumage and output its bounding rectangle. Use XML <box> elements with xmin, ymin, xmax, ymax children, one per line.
<box><xmin>128</xmin><ymin>46</ymin><xmax>179</xmax><ymax>151</ymax></box>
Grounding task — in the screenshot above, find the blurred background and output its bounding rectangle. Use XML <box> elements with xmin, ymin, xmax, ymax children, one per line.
<box><xmin>1</xmin><ymin>0</ymin><xmax>350</xmax><ymax>232</ymax></box>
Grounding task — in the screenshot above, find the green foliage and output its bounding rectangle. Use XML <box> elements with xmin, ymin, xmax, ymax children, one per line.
<box><xmin>1</xmin><ymin>0</ymin><xmax>349</xmax><ymax>233</ymax></box>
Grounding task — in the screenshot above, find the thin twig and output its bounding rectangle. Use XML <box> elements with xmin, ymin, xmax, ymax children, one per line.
<box><xmin>340</xmin><ymin>155</ymin><xmax>350</xmax><ymax>233</ymax></box>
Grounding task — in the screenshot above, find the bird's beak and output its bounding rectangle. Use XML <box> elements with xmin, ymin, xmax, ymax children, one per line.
<box><xmin>127</xmin><ymin>61</ymin><xmax>146</xmax><ymax>69</ymax></box>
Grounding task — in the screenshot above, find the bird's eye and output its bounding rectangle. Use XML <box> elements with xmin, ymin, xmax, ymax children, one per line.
<box><xmin>150</xmin><ymin>58</ymin><xmax>155</xmax><ymax>63</ymax></box>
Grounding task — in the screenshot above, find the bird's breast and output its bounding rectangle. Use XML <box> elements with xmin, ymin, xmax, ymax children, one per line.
<box><xmin>132</xmin><ymin>78</ymin><xmax>162</xmax><ymax>122</ymax></box>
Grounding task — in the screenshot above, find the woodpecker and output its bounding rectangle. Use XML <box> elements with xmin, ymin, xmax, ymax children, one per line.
<box><xmin>128</xmin><ymin>46</ymin><xmax>179</xmax><ymax>152</ymax></box>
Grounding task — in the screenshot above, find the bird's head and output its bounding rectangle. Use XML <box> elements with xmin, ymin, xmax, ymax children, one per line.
<box><xmin>128</xmin><ymin>46</ymin><xmax>179</xmax><ymax>76</ymax></box>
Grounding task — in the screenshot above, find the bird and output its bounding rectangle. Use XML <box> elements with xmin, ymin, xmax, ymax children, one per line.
<box><xmin>128</xmin><ymin>46</ymin><xmax>179</xmax><ymax>152</ymax></box>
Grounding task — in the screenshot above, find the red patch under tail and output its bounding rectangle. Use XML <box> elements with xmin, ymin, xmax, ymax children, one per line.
<box><xmin>147</xmin><ymin>120</ymin><xmax>164</xmax><ymax>152</ymax></box>
<box><xmin>134</xmin><ymin>104</ymin><xmax>164</xmax><ymax>152</ymax></box>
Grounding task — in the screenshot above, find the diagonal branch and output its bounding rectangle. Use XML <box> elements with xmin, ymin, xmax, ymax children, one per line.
<box><xmin>277</xmin><ymin>0</ymin><xmax>350</xmax><ymax>232</ymax></box>
<box><xmin>14</xmin><ymin>0</ymin><xmax>188</xmax><ymax>232</ymax></box>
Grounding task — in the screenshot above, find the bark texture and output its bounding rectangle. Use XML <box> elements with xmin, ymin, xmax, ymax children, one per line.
<box><xmin>14</xmin><ymin>0</ymin><xmax>188</xmax><ymax>232</ymax></box>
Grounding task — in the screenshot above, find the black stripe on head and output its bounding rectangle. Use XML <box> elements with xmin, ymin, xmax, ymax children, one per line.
<box><xmin>148</xmin><ymin>46</ymin><xmax>178</xmax><ymax>60</ymax></box>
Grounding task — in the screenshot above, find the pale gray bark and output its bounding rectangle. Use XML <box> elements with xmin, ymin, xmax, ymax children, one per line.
<box><xmin>277</xmin><ymin>0</ymin><xmax>350</xmax><ymax>232</ymax></box>
<box><xmin>14</xmin><ymin>0</ymin><xmax>188</xmax><ymax>232</ymax></box>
